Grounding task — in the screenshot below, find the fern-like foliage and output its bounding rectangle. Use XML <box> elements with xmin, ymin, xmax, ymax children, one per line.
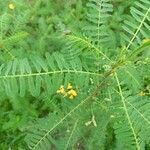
<box><xmin>111</xmin><ymin>73</ymin><xmax>150</xmax><ymax>150</ymax></box>
<box><xmin>25</xmin><ymin>94</ymin><xmax>111</xmax><ymax>150</ymax></box>
<box><xmin>108</xmin><ymin>56</ymin><xmax>150</xmax><ymax>149</ymax></box>
<box><xmin>61</xmin><ymin>34</ymin><xmax>112</xmax><ymax>63</ymax></box>
<box><xmin>24</xmin><ymin>0</ymin><xmax>150</xmax><ymax>149</ymax></box>
<box><xmin>0</xmin><ymin>11</ymin><xmax>29</xmax><ymax>61</ymax></box>
<box><xmin>0</xmin><ymin>52</ymin><xmax>102</xmax><ymax>98</ymax></box>
<box><xmin>61</xmin><ymin>0</ymin><xmax>114</xmax><ymax>61</ymax></box>
<box><xmin>121</xmin><ymin>0</ymin><xmax>150</xmax><ymax>51</ymax></box>
<box><xmin>84</xmin><ymin>0</ymin><xmax>113</xmax><ymax>48</ymax></box>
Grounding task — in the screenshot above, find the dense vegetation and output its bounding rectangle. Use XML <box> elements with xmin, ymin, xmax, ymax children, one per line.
<box><xmin>0</xmin><ymin>0</ymin><xmax>150</xmax><ymax>149</ymax></box>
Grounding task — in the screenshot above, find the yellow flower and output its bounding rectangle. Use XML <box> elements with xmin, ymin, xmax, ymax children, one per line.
<box><xmin>8</xmin><ymin>3</ymin><xmax>15</xmax><ymax>10</ymax></box>
<box><xmin>67</xmin><ymin>89</ymin><xmax>77</xmax><ymax>97</ymax></box>
<box><xmin>139</xmin><ymin>91</ymin><xmax>145</xmax><ymax>96</ymax></box>
<box><xmin>69</xmin><ymin>95</ymin><xmax>74</xmax><ymax>99</ymax></box>
<box><xmin>56</xmin><ymin>83</ymin><xmax>77</xmax><ymax>100</ymax></box>
<box><xmin>67</xmin><ymin>83</ymin><xmax>73</xmax><ymax>90</ymax></box>
<box><xmin>56</xmin><ymin>86</ymin><xmax>65</xmax><ymax>94</ymax></box>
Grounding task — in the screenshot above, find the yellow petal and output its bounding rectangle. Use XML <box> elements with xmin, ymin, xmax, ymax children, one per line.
<box><xmin>60</xmin><ymin>85</ymin><xmax>64</xmax><ymax>89</ymax></box>
<box><xmin>67</xmin><ymin>90</ymin><xmax>72</xmax><ymax>95</ymax></box>
<box><xmin>69</xmin><ymin>95</ymin><xmax>74</xmax><ymax>99</ymax></box>
<box><xmin>9</xmin><ymin>3</ymin><xmax>15</xmax><ymax>10</ymax></box>
<box><xmin>57</xmin><ymin>86</ymin><xmax>65</xmax><ymax>94</ymax></box>
<box><xmin>67</xmin><ymin>83</ymin><xmax>73</xmax><ymax>90</ymax></box>
<box><xmin>67</xmin><ymin>89</ymin><xmax>77</xmax><ymax>96</ymax></box>
<box><xmin>59</xmin><ymin>88</ymin><xmax>65</xmax><ymax>94</ymax></box>
<box><xmin>56</xmin><ymin>90</ymin><xmax>61</xmax><ymax>93</ymax></box>
<box><xmin>139</xmin><ymin>91</ymin><xmax>145</xmax><ymax>96</ymax></box>
<box><xmin>71</xmin><ymin>90</ymin><xmax>77</xmax><ymax>96</ymax></box>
